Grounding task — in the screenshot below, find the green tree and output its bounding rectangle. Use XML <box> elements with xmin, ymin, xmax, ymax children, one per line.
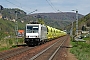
<box><xmin>82</xmin><ymin>25</ymin><xmax>86</xmax><ymax>31</ymax></box>
<box><xmin>38</xmin><ymin>18</ymin><xmax>45</xmax><ymax>25</ymax></box>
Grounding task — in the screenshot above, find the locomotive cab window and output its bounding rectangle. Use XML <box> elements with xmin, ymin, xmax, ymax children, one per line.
<box><xmin>27</xmin><ymin>26</ymin><xmax>39</xmax><ymax>33</ymax></box>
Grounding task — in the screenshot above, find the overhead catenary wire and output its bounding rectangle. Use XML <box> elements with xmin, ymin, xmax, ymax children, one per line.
<box><xmin>13</xmin><ymin>0</ymin><xmax>37</xmax><ymax>14</ymax></box>
<box><xmin>5</xmin><ymin>0</ymin><xmax>37</xmax><ymax>14</ymax></box>
<box><xmin>46</xmin><ymin>0</ymin><xmax>59</xmax><ymax>12</ymax></box>
<box><xmin>5</xmin><ymin>0</ymin><xmax>61</xmax><ymax>13</ymax></box>
<box><xmin>46</xmin><ymin>0</ymin><xmax>56</xmax><ymax>12</ymax></box>
<box><xmin>46</xmin><ymin>0</ymin><xmax>62</xmax><ymax>13</ymax></box>
<box><xmin>14</xmin><ymin>0</ymin><xmax>32</xmax><ymax>10</ymax></box>
<box><xmin>5</xmin><ymin>0</ymin><xmax>23</xmax><ymax>9</ymax></box>
<box><xmin>48</xmin><ymin>0</ymin><xmax>58</xmax><ymax>11</ymax></box>
<box><xmin>13</xmin><ymin>0</ymin><xmax>22</xmax><ymax>8</ymax></box>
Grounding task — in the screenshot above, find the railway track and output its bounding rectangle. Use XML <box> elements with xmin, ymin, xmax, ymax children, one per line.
<box><xmin>30</xmin><ymin>36</ymin><xmax>69</xmax><ymax>60</ymax></box>
<box><xmin>0</xmin><ymin>46</ymin><xmax>33</xmax><ymax>60</ymax></box>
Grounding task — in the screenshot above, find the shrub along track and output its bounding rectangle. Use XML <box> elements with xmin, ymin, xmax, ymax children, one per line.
<box><xmin>0</xmin><ymin>35</ymin><xmax>70</xmax><ymax>60</ymax></box>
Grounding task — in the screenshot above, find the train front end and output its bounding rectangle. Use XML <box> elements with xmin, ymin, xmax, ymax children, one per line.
<box><xmin>25</xmin><ymin>24</ymin><xmax>41</xmax><ymax>46</ymax></box>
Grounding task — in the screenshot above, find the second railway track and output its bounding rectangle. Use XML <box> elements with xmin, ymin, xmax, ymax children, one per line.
<box><xmin>0</xmin><ymin>46</ymin><xmax>33</xmax><ymax>60</ymax></box>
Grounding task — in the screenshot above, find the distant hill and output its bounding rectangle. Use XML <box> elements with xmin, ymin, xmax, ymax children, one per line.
<box><xmin>30</xmin><ymin>12</ymin><xmax>83</xmax><ymax>21</ymax></box>
<box><xmin>0</xmin><ymin>7</ymin><xmax>84</xmax><ymax>30</ymax></box>
<box><xmin>29</xmin><ymin>12</ymin><xmax>84</xmax><ymax>29</ymax></box>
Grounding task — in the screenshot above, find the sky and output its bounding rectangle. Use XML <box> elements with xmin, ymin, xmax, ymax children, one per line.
<box><xmin>0</xmin><ymin>0</ymin><xmax>90</xmax><ymax>15</ymax></box>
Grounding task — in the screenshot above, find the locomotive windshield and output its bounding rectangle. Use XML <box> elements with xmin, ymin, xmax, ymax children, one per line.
<box><xmin>26</xmin><ymin>26</ymin><xmax>39</xmax><ymax>33</ymax></box>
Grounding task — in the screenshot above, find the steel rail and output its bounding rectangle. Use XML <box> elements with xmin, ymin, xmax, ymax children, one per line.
<box><xmin>0</xmin><ymin>47</ymin><xmax>33</xmax><ymax>60</ymax></box>
<box><xmin>48</xmin><ymin>37</ymin><xmax>67</xmax><ymax>60</ymax></box>
<box><xmin>29</xmin><ymin>37</ymin><xmax>65</xmax><ymax>60</ymax></box>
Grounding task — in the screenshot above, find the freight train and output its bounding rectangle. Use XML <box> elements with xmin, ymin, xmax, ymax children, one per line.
<box><xmin>24</xmin><ymin>23</ymin><xmax>67</xmax><ymax>46</ymax></box>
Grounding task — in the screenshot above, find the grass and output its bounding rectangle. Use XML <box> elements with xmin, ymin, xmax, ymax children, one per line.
<box><xmin>0</xmin><ymin>47</ymin><xmax>10</xmax><ymax>51</ymax></box>
<box><xmin>0</xmin><ymin>45</ymin><xmax>18</xmax><ymax>51</ymax></box>
<box><xmin>70</xmin><ymin>37</ymin><xmax>90</xmax><ymax>60</ymax></box>
<box><xmin>0</xmin><ymin>37</ymin><xmax>24</xmax><ymax>52</ymax></box>
<box><xmin>0</xmin><ymin>19</ymin><xmax>26</xmax><ymax>51</ymax></box>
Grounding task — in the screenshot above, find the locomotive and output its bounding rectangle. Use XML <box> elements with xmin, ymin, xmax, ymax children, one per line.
<box><xmin>24</xmin><ymin>23</ymin><xmax>67</xmax><ymax>46</ymax></box>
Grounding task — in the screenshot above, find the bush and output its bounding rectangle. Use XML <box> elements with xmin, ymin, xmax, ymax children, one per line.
<box><xmin>70</xmin><ymin>41</ymin><xmax>90</xmax><ymax>60</ymax></box>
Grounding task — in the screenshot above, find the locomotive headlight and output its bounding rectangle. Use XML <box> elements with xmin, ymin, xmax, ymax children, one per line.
<box><xmin>26</xmin><ymin>36</ymin><xmax>29</xmax><ymax>38</ymax></box>
<box><xmin>36</xmin><ymin>35</ymin><xmax>39</xmax><ymax>38</ymax></box>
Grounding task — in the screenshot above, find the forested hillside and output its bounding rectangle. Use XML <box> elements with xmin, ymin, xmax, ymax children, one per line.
<box><xmin>0</xmin><ymin>18</ymin><xmax>27</xmax><ymax>35</ymax></box>
<box><xmin>66</xmin><ymin>13</ymin><xmax>90</xmax><ymax>34</ymax></box>
<box><xmin>30</xmin><ymin>12</ymin><xmax>83</xmax><ymax>21</ymax></box>
<box><xmin>78</xmin><ymin>13</ymin><xmax>90</xmax><ymax>31</ymax></box>
<box><xmin>28</xmin><ymin>12</ymin><xmax>83</xmax><ymax>29</ymax></box>
<box><xmin>0</xmin><ymin>8</ymin><xmax>83</xmax><ymax>30</ymax></box>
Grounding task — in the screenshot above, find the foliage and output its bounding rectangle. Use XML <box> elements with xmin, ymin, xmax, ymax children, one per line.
<box><xmin>0</xmin><ymin>18</ymin><xmax>26</xmax><ymax>51</ymax></box>
<box><xmin>1</xmin><ymin>8</ymin><xmax>26</xmax><ymax>20</ymax></box>
<box><xmin>66</xmin><ymin>13</ymin><xmax>90</xmax><ymax>35</ymax></box>
<box><xmin>70</xmin><ymin>40</ymin><xmax>90</xmax><ymax>60</ymax></box>
<box><xmin>0</xmin><ymin>31</ymin><xmax>8</xmax><ymax>40</ymax></box>
<box><xmin>82</xmin><ymin>25</ymin><xmax>86</xmax><ymax>31</ymax></box>
<box><xmin>0</xmin><ymin>37</ymin><xmax>24</xmax><ymax>51</ymax></box>
<box><xmin>83</xmin><ymin>37</ymin><xmax>90</xmax><ymax>40</ymax></box>
<box><xmin>0</xmin><ymin>47</ymin><xmax>10</xmax><ymax>51</ymax></box>
<box><xmin>38</xmin><ymin>18</ymin><xmax>45</xmax><ymax>25</ymax></box>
